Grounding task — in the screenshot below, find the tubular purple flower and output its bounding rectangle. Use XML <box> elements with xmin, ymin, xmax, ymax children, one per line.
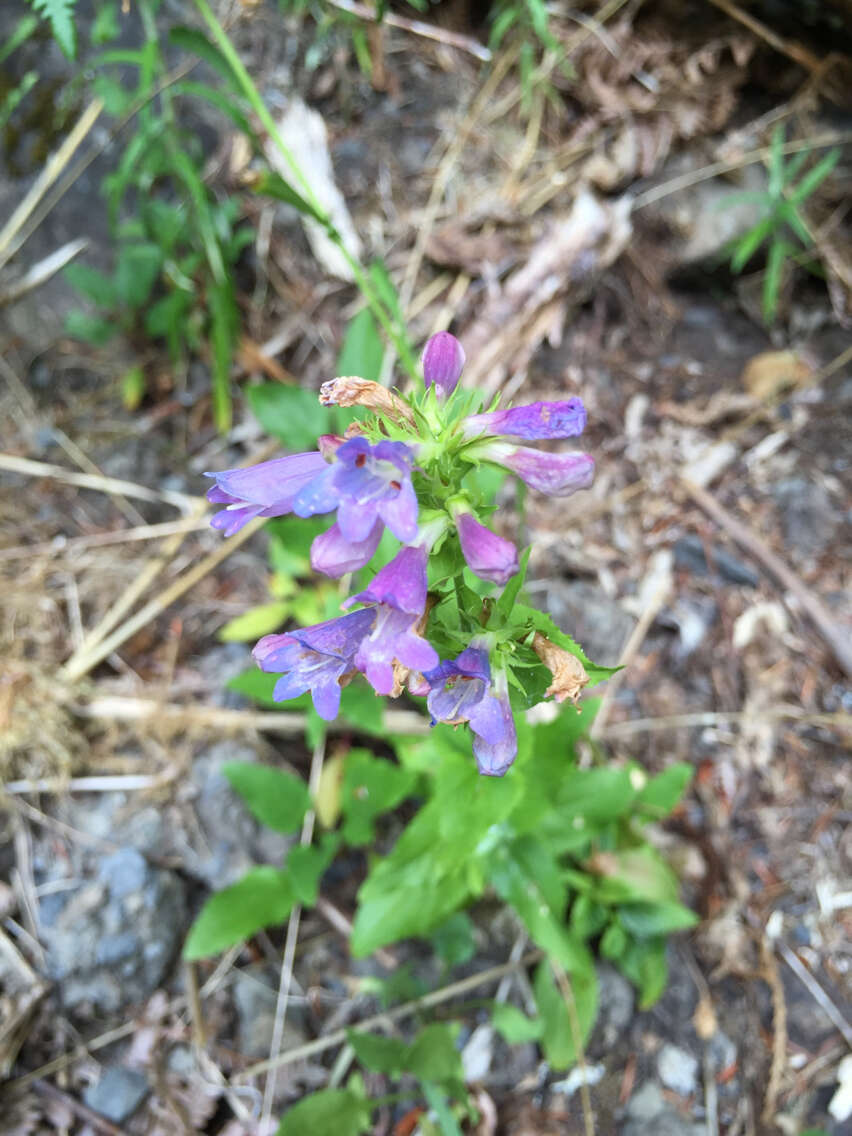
<box><xmin>426</xmin><ymin>645</ymin><xmax>518</xmax><ymax>776</ymax></box>
<box><xmin>293</xmin><ymin>436</ymin><xmax>419</xmax><ymax>544</ymax></box>
<box><xmin>477</xmin><ymin>443</ymin><xmax>595</xmax><ymax>497</ymax></box>
<box><xmin>355</xmin><ymin>606</ymin><xmax>439</xmax><ymax>696</ymax></box>
<box><xmin>462</xmin><ymin>398</ymin><xmax>587</xmax><ymax>441</ymax></box>
<box><xmin>455</xmin><ymin>511</ymin><xmax>519</xmax><ymax>586</ymax></box>
<box><xmin>252</xmin><ymin>608</ymin><xmax>375</xmax><ymax>720</ymax></box>
<box><xmin>311</xmin><ymin>520</ymin><xmax>382</xmax><ymax>578</ymax></box>
<box><xmin>422</xmin><ymin>331</ymin><xmax>465</xmax><ymax>397</ymax></box>
<box><xmin>205</xmin><ymin>452</ymin><xmax>328</xmax><ymax>537</ymax></box>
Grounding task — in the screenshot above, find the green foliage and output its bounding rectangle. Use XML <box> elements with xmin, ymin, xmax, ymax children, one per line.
<box><xmin>26</xmin><ymin>0</ymin><xmax>77</xmax><ymax>58</ymax></box>
<box><xmin>277</xmin><ymin>1088</ymin><xmax>372</xmax><ymax>1136</ymax></box>
<box><xmin>223</xmin><ymin>761</ymin><xmax>310</xmax><ymax>833</ymax></box>
<box><xmin>183</xmin><ymin>866</ymin><xmax>296</xmax><ymax>959</ymax></box>
<box><xmin>725</xmin><ymin>127</ymin><xmax>840</xmax><ymax>323</ymax></box>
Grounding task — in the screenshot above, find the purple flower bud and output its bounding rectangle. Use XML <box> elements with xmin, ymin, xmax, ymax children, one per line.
<box><xmin>253</xmin><ymin>608</ymin><xmax>375</xmax><ymax>720</ymax></box>
<box><xmin>422</xmin><ymin>331</ymin><xmax>465</xmax><ymax>397</ymax></box>
<box><xmin>311</xmin><ymin>520</ymin><xmax>383</xmax><ymax>578</ymax></box>
<box><xmin>455</xmin><ymin>511</ymin><xmax>519</xmax><ymax>586</ymax></box>
<box><xmin>205</xmin><ymin>452</ymin><xmax>328</xmax><ymax>537</ymax></box>
<box><xmin>479</xmin><ymin>443</ymin><xmax>595</xmax><ymax>497</ymax></box>
<box><xmin>353</xmin><ymin>544</ymin><xmax>428</xmax><ymax>615</ymax></box>
<box><xmin>317</xmin><ymin>434</ymin><xmax>345</xmax><ymax>460</ymax></box>
<box><xmin>463</xmin><ymin>398</ymin><xmax>586</xmax><ymax>441</ymax></box>
<box><xmin>294</xmin><ymin>437</ymin><xmax>419</xmax><ymax>544</ymax></box>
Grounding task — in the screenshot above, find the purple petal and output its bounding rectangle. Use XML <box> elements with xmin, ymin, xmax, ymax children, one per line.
<box><xmin>311</xmin><ymin>520</ymin><xmax>382</xmax><ymax>578</ymax></box>
<box><xmin>253</xmin><ymin>633</ymin><xmax>302</xmax><ymax>672</ymax></box>
<box><xmin>272</xmin><ymin>672</ymin><xmax>311</xmax><ymax>702</ymax></box>
<box><xmin>473</xmin><ymin>728</ymin><xmax>517</xmax><ymax>777</ymax></box>
<box><xmin>206</xmin><ymin>453</ymin><xmax>327</xmax><ymax>508</ymax></box>
<box><xmin>393</xmin><ymin>632</ymin><xmax>439</xmax><ymax>674</ymax></box>
<box><xmin>372</xmin><ymin>440</ymin><xmax>416</xmax><ymax>472</ymax></box>
<box><xmin>456</xmin><ymin>513</ymin><xmax>519</xmax><ymax>586</ymax></box>
<box><xmin>210</xmin><ymin>503</ymin><xmax>264</xmax><ymax>536</ymax></box>
<box><xmin>363</xmin><ymin>659</ymin><xmax>395</xmax><ymax>696</ymax></box>
<box><xmin>422</xmin><ymin>332</ymin><xmax>465</xmax><ymax>396</ymax></box>
<box><xmin>463</xmin><ymin>398</ymin><xmax>586</xmax><ymax>441</ymax></box>
<box><xmin>357</xmin><ymin>545</ymin><xmax>428</xmax><ymax>615</ymax></box>
<box><xmin>379</xmin><ymin>478</ymin><xmax>419</xmax><ymax>544</ymax></box>
<box><xmin>312</xmin><ymin>679</ymin><xmax>343</xmax><ymax>720</ymax></box>
<box><xmin>337</xmin><ymin>499</ymin><xmax>384</xmax><ymax>543</ymax></box>
<box><xmin>292</xmin><ymin>608</ymin><xmax>375</xmax><ymax>659</ymax></box>
<box><xmin>483</xmin><ymin>444</ymin><xmax>595</xmax><ymax>497</ymax></box>
<box><xmin>292</xmin><ymin>466</ymin><xmax>340</xmax><ymax>518</ymax></box>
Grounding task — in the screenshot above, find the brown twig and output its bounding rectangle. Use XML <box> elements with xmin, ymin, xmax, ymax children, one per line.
<box><xmin>235</xmin><ymin>949</ymin><xmax>543</xmax><ymax>1081</ymax></box>
<box><xmin>682</xmin><ymin>477</ymin><xmax>852</xmax><ymax>678</ymax></box>
<box><xmin>759</xmin><ymin>933</ymin><xmax>788</xmax><ymax>1126</ymax></box>
<box><xmin>551</xmin><ymin>960</ymin><xmax>595</xmax><ymax>1136</ymax></box>
<box><xmin>326</xmin><ymin>0</ymin><xmax>492</xmax><ymax>61</ymax></box>
<box><xmin>705</xmin><ymin>0</ymin><xmax>823</xmax><ymax>74</ymax></box>
<box><xmin>776</xmin><ymin>941</ymin><xmax>852</xmax><ymax>1048</ymax></box>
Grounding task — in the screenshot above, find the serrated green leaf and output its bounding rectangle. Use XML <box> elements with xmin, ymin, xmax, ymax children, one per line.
<box><xmin>183</xmin><ymin>866</ymin><xmax>294</xmax><ymax>959</ymax></box>
<box><xmin>617</xmin><ymin>901</ymin><xmax>697</xmax><ymax>938</ymax></box>
<box><xmin>223</xmin><ymin>761</ymin><xmax>310</xmax><ymax>833</ymax></box>
<box><xmin>287</xmin><ymin>833</ymin><xmax>340</xmax><ymax>905</ymax></box>
<box><xmin>91</xmin><ymin>2</ymin><xmax>119</xmax><ymax>44</ymax></box>
<box><xmin>405</xmin><ymin>1023</ymin><xmax>463</xmax><ymax>1084</ymax></box>
<box><xmin>346</xmin><ymin>1029</ymin><xmax>409</xmax><ymax>1074</ymax></box>
<box><xmin>29</xmin><ymin>0</ymin><xmax>76</xmax><ymax>58</ymax></box>
<box><xmin>276</xmin><ymin>1089</ymin><xmax>372</xmax><ymax>1136</ymax></box>
<box><xmin>431</xmin><ymin>912</ymin><xmax>476</xmax><ymax>969</ymax></box>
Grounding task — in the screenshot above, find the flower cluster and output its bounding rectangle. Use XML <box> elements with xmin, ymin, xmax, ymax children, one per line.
<box><xmin>206</xmin><ymin>331</ymin><xmax>597</xmax><ymax>776</ymax></box>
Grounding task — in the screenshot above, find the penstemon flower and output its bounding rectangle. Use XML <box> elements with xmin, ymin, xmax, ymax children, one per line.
<box><xmin>207</xmin><ymin>330</ymin><xmax>609</xmax><ymax>776</ymax></box>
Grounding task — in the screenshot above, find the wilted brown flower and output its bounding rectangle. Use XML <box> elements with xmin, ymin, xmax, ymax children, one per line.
<box><xmin>532</xmin><ymin>631</ymin><xmax>589</xmax><ymax>704</ymax></box>
<box><xmin>319</xmin><ymin>377</ymin><xmax>415</xmax><ymax>427</ymax></box>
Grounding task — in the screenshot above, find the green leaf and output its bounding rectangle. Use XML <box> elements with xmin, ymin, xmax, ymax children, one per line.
<box><xmin>336</xmin><ymin>684</ymin><xmax>385</xmax><ymax>738</ymax></box>
<box><xmin>115</xmin><ymin>243</ymin><xmax>163</xmax><ymax>309</ymax></box>
<box><xmin>789</xmin><ymin>148</ymin><xmax>839</xmax><ymax>206</ymax></box>
<box><xmin>600</xmin><ymin>920</ymin><xmax>628</xmax><ymax>960</ymax></box>
<box><xmin>287</xmin><ymin>833</ymin><xmax>340</xmax><ymax>905</ymax></box>
<box><xmin>492</xmin><ymin>1002</ymin><xmax>543</xmax><ymax>1043</ymax></box>
<box><xmin>64</xmin><ymin>311</ymin><xmax>117</xmax><ymax>345</ymax></box>
<box><xmin>0</xmin><ymin>14</ymin><xmax>39</xmax><ymax>64</ymax></box>
<box><xmin>495</xmin><ymin>546</ymin><xmax>530</xmax><ymax>617</ymax></box>
<box><xmin>64</xmin><ymin>264</ymin><xmax>115</xmax><ymax>308</ymax></box>
<box><xmin>218</xmin><ymin>601</ymin><xmax>291</xmax><ymax>642</ymax></box>
<box><xmin>277</xmin><ymin>1089</ymin><xmax>372</xmax><ymax>1136</ymax></box>
<box><xmin>267</xmin><ymin>516</ymin><xmax>327</xmax><ymax>576</ymax></box>
<box><xmin>489</xmin><ymin>837</ymin><xmax>586</xmax><ymax>971</ymax></box>
<box><xmin>227</xmin><ymin>667</ymin><xmax>290</xmax><ymax>706</ymax></box>
<box><xmin>346</xmin><ymin>1030</ymin><xmax>409</xmax><ymax>1074</ymax></box>
<box><xmin>405</xmin><ymin>1023</ymin><xmax>463</xmax><ymax>1084</ymax></box>
<box><xmin>513</xmin><ymin>605</ymin><xmax>620</xmax><ymax>688</ymax></box>
<box><xmin>341</xmin><ymin>750</ymin><xmax>416</xmax><ymax>845</ymax></box>
<box><xmin>249</xmin><ymin>169</ymin><xmax>329</xmax><ymax>225</ymax></box>
<box><xmin>431</xmin><ymin>912</ymin><xmax>476</xmax><ymax>969</ymax></box>
<box><xmin>617</xmin><ymin>901</ymin><xmax>697</xmax><ymax>938</ymax></box>
<box><xmin>637</xmin><ymin>763</ymin><xmax>692</xmax><ymax>817</ymax></box>
<box><xmin>223</xmin><ymin>761</ymin><xmax>310</xmax><ymax>833</ymax></box>
<box><xmin>28</xmin><ymin>0</ymin><xmax>76</xmax><ymax>58</ymax></box>
<box><xmin>246</xmin><ymin>383</ymin><xmax>328</xmax><ymax>451</ymax></box>
<box><xmin>208</xmin><ymin>276</ymin><xmax>237</xmax><ymax>432</ymax></box>
<box><xmin>172</xmin><ymin>80</ymin><xmax>256</xmax><ymax>141</ymax></box>
<box><xmin>762</xmin><ymin>237</ymin><xmax>788</xmax><ymax>323</ymax></box>
<box><xmin>183</xmin><ymin>866</ymin><xmax>294</xmax><ymax>958</ymax></box>
<box><xmin>618</xmin><ymin>936</ymin><xmax>668</xmax><ymax>1008</ymax></box>
<box><xmin>121</xmin><ymin>365</ymin><xmax>146</xmax><ymax>411</ymax></box>
<box><xmin>533</xmin><ymin>960</ymin><xmax>598</xmax><ymax>1070</ymax></box>
<box><xmin>91</xmin><ymin>2</ymin><xmax>119</xmax><ymax>44</ymax></box>
<box><xmin>730</xmin><ymin>216</ymin><xmax>774</xmax><ymax>273</ymax></box>
<box><xmin>337</xmin><ymin>308</ymin><xmax>384</xmax><ymax>384</ymax></box>
<box><xmin>168</xmin><ymin>26</ymin><xmax>243</xmax><ymax>94</ymax></box>
<box><xmin>592</xmin><ymin>847</ymin><xmax>682</xmax><ymax>906</ymax></box>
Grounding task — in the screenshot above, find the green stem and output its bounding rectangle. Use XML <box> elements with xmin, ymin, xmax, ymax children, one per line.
<box><xmin>189</xmin><ymin>0</ymin><xmax>418</xmax><ymax>379</ymax></box>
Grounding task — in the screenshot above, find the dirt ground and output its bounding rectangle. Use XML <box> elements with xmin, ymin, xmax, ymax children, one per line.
<box><xmin>1</xmin><ymin>0</ymin><xmax>851</xmax><ymax>1133</ymax></box>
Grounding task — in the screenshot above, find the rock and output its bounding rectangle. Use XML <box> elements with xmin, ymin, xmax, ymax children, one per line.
<box><xmin>772</xmin><ymin>477</ymin><xmax>840</xmax><ymax>559</ymax></box>
<box><xmin>537</xmin><ymin>581</ymin><xmax>636</xmax><ymax>667</ymax></box>
<box><xmin>591</xmin><ymin>965</ymin><xmax>635</xmax><ymax>1051</ymax></box>
<box><xmin>180</xmin><ymin>742</ymin><xmax>295</xmax><ymax>887</ymax></box>
<box><xmin>42</xmin><ymin>850</ymin><xmax>186</xmax><ymax>1013</ymax></box>
<box><xmin>657</xmin><ymin>1043</ymin><xmax>699</xmax><ymax>1096</ymax></box>
<box><xmin>673</xmin><ymin>534</ymin><xmax>759</xmax><ymax>587</ymax></box>
<box><xmin>622</xmin><ymin>1080</ymin><xmax>705</xmax><ymax>1136</ymax></box>
<box><xmin>231</xmin><ymin>964</ymin><xmax>307</xmax><ymax>1058</ymax></box>
<box><xmin>661</xmin><ymin>596</ymin><xmax>718</xmax><ymax>660</ymax></box>
<box><xmin>461</xmin><ymin>1024</ymin><xmax>494</xmax><ymax>1082</ymax></box>
<box><xmin>83</xmin><ymin>1066</ymin><xmax>148</xmax><ymax>1124</ymax></box>
<box><xmin>707</xmin><ymin>1030</ymin><xmax>737</xmax><ymax>1075</ymax></box>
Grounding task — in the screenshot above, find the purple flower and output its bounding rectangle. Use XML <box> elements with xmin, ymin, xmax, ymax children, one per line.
<box><xmin>355</xmin><ymin>606</ymin><xmax>439</xmax><ymax>695</ymax></box>
<box><xmin>311</xmin><ymin>520</ymin><xmax>382</xmax><ymax>578</ymax></box>
<box><xmin>347</xmin><ymin>545</ymin><xmax>438</xmax><ymax>694</ymax></box>
<box><xmin>422</xmin><ymin>331</ymin><xmax>465</xmax><ymax>397</ymax></box>
<box><xmin>455</xmin><ymin>511</ymin><xmax>519</xmax><ymax>586</ymax></box>
<box><xmin>253</xmin><ymin>608</ymin><xmax>374</xmax><ymax>720</ymax></box>
<box><xmin>293</xmin><ymin>437</ymin><xmax>419</xmax><ymax>544</ymax></box>
<box><xmin>477</xmin><ymin>443</ymin><xmax>595</xmax><ymax>497</ymax></box>
<box><xmin>205</xmin><ymin>452</ymin><xmax>328</xmax><ymax>537</ymax></box>
<box><xmin>426</xmin><ymin>645</ymin><xmax>518</xmax><ymax>776</ymax></box>
<box><xmin>463</xmin><ymin>398</ymin><xmax>586</xmax><ymax>441</ymax></box>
